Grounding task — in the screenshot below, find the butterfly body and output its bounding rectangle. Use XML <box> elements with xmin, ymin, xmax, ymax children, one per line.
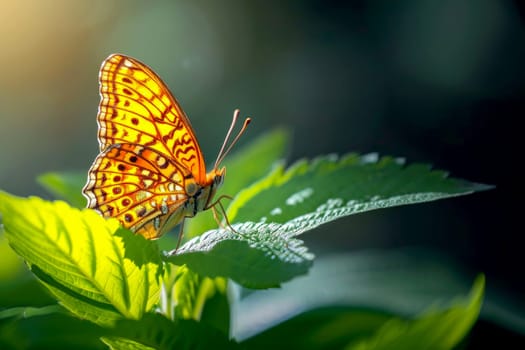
<box><xmin>83</xmin><ymin>54</ymin><xmax>246</xmax><ymax>240</ymax></box>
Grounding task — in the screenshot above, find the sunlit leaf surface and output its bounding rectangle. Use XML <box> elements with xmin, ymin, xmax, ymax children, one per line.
<box><xmin>169</xmin><ymin>154</ymin><xmax>491</xmax><ymax>288</ymax></box>
<box><xmin>0</xmin><ymin>191</ymin><xmax>163</xmax><ymax>326</ymax></box>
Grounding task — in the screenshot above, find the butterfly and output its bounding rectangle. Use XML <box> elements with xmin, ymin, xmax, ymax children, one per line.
<box><xmin>83</xmin><ymin>53</ymin><xmax>250</xmax><ymax>240</ymax></box>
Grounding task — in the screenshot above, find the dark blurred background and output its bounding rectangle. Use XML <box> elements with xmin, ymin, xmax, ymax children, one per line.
<box><xmin>1</xmin><ymin>0</ymin><xmax>524</xmax><ymax>343</ymax></box>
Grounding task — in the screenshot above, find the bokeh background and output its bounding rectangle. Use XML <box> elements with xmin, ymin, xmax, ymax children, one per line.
<box><xmin>1</xmin><ymin>0</ymin><xmax>524</xmax><ymax>345</ymax></box>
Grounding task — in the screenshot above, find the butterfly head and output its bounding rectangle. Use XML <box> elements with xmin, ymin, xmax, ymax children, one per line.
<box><xmin>214</xmin><ymin>167</ymin><xmax>226</xmax><ymax>188</ymax></box>
<box><xmin>205</xmin><ymin>166</ymin><xmax>225</xmax><ymax>191</ymax></box>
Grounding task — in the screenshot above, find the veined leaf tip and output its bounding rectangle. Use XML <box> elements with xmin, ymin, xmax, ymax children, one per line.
<box><xmin>476</xmin><ymin>183</ymin><xmax>496</xmax><ymax>191</ymax></box>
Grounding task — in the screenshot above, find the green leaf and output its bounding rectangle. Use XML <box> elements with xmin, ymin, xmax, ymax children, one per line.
<box><xmin>234</xmin><ymin>249</ymin><xmax>478</xmax><ymax>340</ymax></box>
<box><xmin>0</xmin><ymin>233</ymin><xmax>25</xmax><ymax>282</ymax></box>
<box><xmin>158</xmin><ymin>264</ymin><xmax>230</xmax><ymax>334</ymax></box>
<box><xmin>198</xmin><ymin>277</ymin><xmax>231</xmax><ymax>335</ymax></box>
<box><xmin>102</xmin><ymin>313</ymin><xmax>238</xmax><ymax>350</ymax></box>
<box><xmin>167</xmin><ymin>154</ymin><xmax>490</xmax><ymax>289</ymax></box>
<box><xmin>170</xmin><ymin>265</ymin><xmax>202</xmax><ymax>320</ymax></box>
<box><xmin>186</xmin><ymin>128</ymin><xmax>290</xmax><ymax>238</ymax></box>
<box><xmin>0</xmin><ymin>306</ymin><xmax>107</xmax><ymax>350</ymax></box>
<box><xmin>0</xmin><ymin>191</ymin><xmax>163</xmax><ymax>326</ymax></box>
<box><xmin>0</xmin><ymin>307</ymin><xmax>237</xmax><ymax>350</ymax></box>
<box><xmin>102</xmin><ymin>338</ymin><xmax>156</xmax><ymax>350</ymax></box>
<box><xmin>229</xmin><ymin>153</ymin><xmax>493</xmax><ymax>226</ymax></box>
<box><xmin>174</xmin><ymin>269</ymin><xmax>231</xmax><ymax>334</ymax></box>
<box><xmin>239</xmin><ymin>307</ymin><xmax>392</xmax><ymax>350</ymax></box>
<box><xmin>0</xmin><ymin>305</ymin><xmax>64</xmax><ymax>320</ymax></box>
<box><xmin>240</xmin><ymin>274</ymin><xmax>484</xmax><ymax>350</ymax></box>
<box><xmin>346</xmin><ymin>275</ymin><xmax>484</xmax><ymax>350</ymax></box>
<box><xmin>165</xmin><ymin>223</ymin><xmax>314</xmax><ymax>289</ymax></box>
<box><xmin>37</xmin><ymin>172</ymin><xmax>87</xmax><ymax>208</ymax></box>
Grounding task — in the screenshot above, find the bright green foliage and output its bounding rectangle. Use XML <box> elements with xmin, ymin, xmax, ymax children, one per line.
<box><xmin>166</xmin><ymin>223</ymin><xmax>313</xmax><ymax>288</ymax></box>
<box><xmin>0</xmin><ymin>192</ymin><xmax>163</xmax><ymax>326</ymax></box>
<box><xmin>230</xmin><ymin>153</ymin><xmax>492</xmax><ymax>224</ymax></box>
<box><xmin>168</xmin><ymin>153</ymin><xmax>491</xmax><ymax>288</ymax></box>
<box><xmin>0</xmin><ymin>129</ymin><xmax>496</xmax><ymax>349</ymax></box>
<box><xmin>197</xmin><ymin>276</ymin><xmax>230</xmax><ymax>335</ymax></box>
<box><xmin>101</xmin><ymin>313</ymin><xmax>238</xmax><ymax>349</ymax></box>
<box><xmin>0</xmin><ymin>234</ymin><xmax>24</xmax><ymax>281</ymax></box>
<box><xmin>170</xmin><ymin>266</ymin><xmax>221</xmax><ymax>322</ymax></box>
<box><xmin>346</xmin><ymin>276</ymin><xmax>484</xmax><ymax>350</ymax></box>
<box><xmin>242</xmin><ymin>276</ymin><xmax>484</xmax><ymax>350</ymax></box>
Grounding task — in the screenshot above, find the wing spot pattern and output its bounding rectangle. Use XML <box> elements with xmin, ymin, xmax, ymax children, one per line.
<box><xmin>83</xmin><ymin>54</ymin><xmax>215</xmax><ymax>239</ymax></box>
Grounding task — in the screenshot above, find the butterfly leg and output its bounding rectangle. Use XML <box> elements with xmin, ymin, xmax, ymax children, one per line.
<box><xmin>206</xmin><ymin>194</ymin><xmax>234</xmax><ymax>208</ymax></box>
<box><xmin>211</xmin><ymin>206</ymin><xmax>226</xmax><ymax>229</ymax></box>
<box><xmin>206</xmin><ymin>194</ymin><xmax>231</xmax><ymax>230</ymax></box>
<box><xmin>210</xmin><ymin>202</ymin><xmax>236</xmax><ymax>232</ymax></box>
<box><xmin>209</xmin><ymin>198</ymin><xmax>246</xmax><ymax>237</ymax></box>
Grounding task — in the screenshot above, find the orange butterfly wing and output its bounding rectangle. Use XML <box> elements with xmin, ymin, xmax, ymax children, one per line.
<box><xmin>84</xmin><ymin>144</ymin><xmax>190</xmax><ymax>239</ymax></box>
<box><xmin>83</xmin><ymin>54</ymin><xmax>210</xmax><ymax>239</ymax></box>
<box><xmin>97</xmin><ymin>54</ymin><xmax>206</xmax><ymax>182</ymax></box>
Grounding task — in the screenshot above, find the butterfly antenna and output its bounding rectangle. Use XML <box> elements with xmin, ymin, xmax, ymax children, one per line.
<box><xmin>214</xmin><ymin>109</ymin><xmax>251</xmax><ymax>169</ymax></box>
